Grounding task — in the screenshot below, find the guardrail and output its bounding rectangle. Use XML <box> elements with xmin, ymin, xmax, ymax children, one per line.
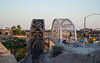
<box><xmin>63</xmin><ymin>43</ymin><xmax>100</xmax><ymax>47</ymax></box>
<box><xmin>63</xmin><ymin>43</ymin><xmax>100</xmax><ymax>54</ymax></box>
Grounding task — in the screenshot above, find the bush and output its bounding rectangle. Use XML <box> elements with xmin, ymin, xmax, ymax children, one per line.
<box><xmin>16</xmin><ymin>48</ymin><xmax>28</xmax><ymax>61</ymax></box>
<box><xmin>52</xmin><ymin>45</ymin><xmax>63</xmax><ymax>57</ymax></box>
<box><xmin>89</xmin><ymin>40</ymin><xmax>93</xmax><ymax>43</ymax></box>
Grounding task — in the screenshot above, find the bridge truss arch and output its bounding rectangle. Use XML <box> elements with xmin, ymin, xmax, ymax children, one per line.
<box><xmin>51</xmin><ymin>18</ymin><xmax>77</xmax><ymax>44</ymax></box>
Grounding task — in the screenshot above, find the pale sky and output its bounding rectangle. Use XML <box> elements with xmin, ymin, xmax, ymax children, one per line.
<box><xmin>0</xmin><ymin>0</ymin><xmax>100</xmax><ymax>30</ymax></box>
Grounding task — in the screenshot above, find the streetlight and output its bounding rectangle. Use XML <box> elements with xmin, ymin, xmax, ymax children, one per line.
<box><xmin>84</xmin><ymin>13</ymin><xmax>100</xmax><ymax>47</ymax></box>
<box><xmin>99</xmin><ymin>34</ymin><xmax>100</xmax><ymax>43</ymax></box>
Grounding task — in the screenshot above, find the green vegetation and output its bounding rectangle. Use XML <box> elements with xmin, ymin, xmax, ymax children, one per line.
<box><xmin>52</xmin><ymin>45</ymin><xmax>63</xmax><ymax>57</ymax></box>
<box><xmin>21</xmin><ymin>30</ymin><xmax>26</xmax><ymax>35</ymax></box>
<box><xmin>77</xmin><ymin>34</ymin><xmax>83</xmax><ymax>38</ymax></box>
<box><xmin>2</xmin><ymin>40</ymin><xmax>15</xmax><ymax>49</ymax></box>
<box><xmin>13</xmin><ymin>29</ymin><xmax>21</xmax><ymax>35</ymax></box>
<box><xmin>27</xmin><ymin>33</ymin><xmax>30</xmax><ymax>37</ymax></box>
<box><xmin>89</xmin><ymin>39</ymin><xmax>93</xmax><ymax>43</ymax></box>
<box><xmin>17</xmin><ymin>25</ymin><xmax>21</xmax><ymax>30</ymax></box>
<box><xmin>16</xmin><ymin>47</ymin><xmax>28</xmax><ymax>61</ymax></box>
<box><xmin>1</xmin><ymin>39</ymin><xmax>28</xmax><ymax>62</ymax></box>
<box><xmin>11</xmin><ymin>26</ymin><xmax>16</xmax><ymax>30</ymax></box>
<box><xmin>0</xmin><ymin>31</ymin><xmax>2</xmax><ymax>34</ymax></box>
<box><xmin>11</xmin><ymin>25</ymin><xmax>26</xmax><ymax>35</ymax></box>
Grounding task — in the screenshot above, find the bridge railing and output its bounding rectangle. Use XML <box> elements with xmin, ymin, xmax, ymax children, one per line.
<box><xmin>63</xmin><ymin>43</ymin><xmax>100</xmax><ymax>48</ymax></box>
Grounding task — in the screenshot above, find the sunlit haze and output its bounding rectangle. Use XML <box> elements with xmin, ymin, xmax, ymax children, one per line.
<box><xmin>0</xmin><ymin>0</ymin><xmax>100</xmax><ymax>30</ymax></box>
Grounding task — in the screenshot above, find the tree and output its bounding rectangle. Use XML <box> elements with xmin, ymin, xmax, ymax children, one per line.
<box><xmin>77</xmin><ymin>34</ymin><xmax>83</xmax><ymax>38</ymax></box>
<box><xmin>0</xmin><ymin>31</ymin><xmax>2</xmax><ymax>34</ymax></box>
<box><xmin>1</xmin><ymin>39</ymin><xmax>28</xmax><ymax>61</ymax></box>
<box><xmin>21</xmin><ymin>30</ymin><xmax>26</xmax><ymax>35</ymax></box>
<box><xmin>27</xmin><ymin>33</ymin><xmax>30</xmax><ymax>37</ymax></box>
<box><xmin>11</xmin><ymin>25</ymin><xmax>23</xmax><ymax>35</ymax></box>
<box><xmin>17</xmin><ymin>25</ymin><xmax>21</xmax><ymax>30</ymax></box>
<box><xmin>17</xmin><ymin>29</ymin><xmax>21</xmax><ymax>34</ymax></box>
<box><xmin>11</xmin><ymin>26</ymin><xmax>16</xmax><ymax>30</ymax></box>
<box><xmin>13</xmin><ymin>29</ymin><xmax>21</xmax><ymax>35</ymax></box>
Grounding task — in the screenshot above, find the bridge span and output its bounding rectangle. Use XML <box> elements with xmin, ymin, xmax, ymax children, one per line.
<box><xmin>51</xmin><ymin>18</ymin><xmax>77</xmax><ymax>44</ymax></box>
<box><xmin>19</xmin><ymin>18</ymin><xmax>78</xmax><ymax>63</ymax></box>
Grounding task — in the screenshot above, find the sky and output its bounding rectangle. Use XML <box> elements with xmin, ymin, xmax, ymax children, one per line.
<box><xmin>0</xmin><ymin>0</ymin><xmax>100</xmax><ymax>30</ymax></box>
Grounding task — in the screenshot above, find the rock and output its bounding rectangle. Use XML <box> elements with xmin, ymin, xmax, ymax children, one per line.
<box><xmin>43</xmin><ymin>49</ymin><xmax>100</xmax><ymax>63</ymax></box>
<box><xmin>0</xmin><ymin>43</ymin><xmax>17</xmax><ymax>63</ymax></box>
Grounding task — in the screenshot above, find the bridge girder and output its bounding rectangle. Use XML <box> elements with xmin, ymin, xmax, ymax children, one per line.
<box><xmin>51</xmin><ymin>18</ymin><xmax>77</xmax><ymax>44</ymax></box>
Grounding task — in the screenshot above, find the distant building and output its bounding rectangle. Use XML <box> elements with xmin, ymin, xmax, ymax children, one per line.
<box><xmin>77</xmin><ymin>28</ymin><xmax>100</xmax><ymax>41</ymax></box>
<box><xmin>77</xmin><ymin>28</ymin><xmax>100</xmax><ymax>34</ymax></box>
<box><xmin>0</xmin><ymin>29</ymin><xmax>12</xmax><ymax>35</ymax></box>
<box><xmin>80</xmin><ymin>28</ymin><xmax>93</xmax><ymax>31</ymax></box>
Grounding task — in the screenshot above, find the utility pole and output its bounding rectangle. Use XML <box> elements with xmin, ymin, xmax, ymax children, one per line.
<box><xmin>84</xmin><ymin>17</ymin><xmax>86</xmax><ymax>47</ymax></box>
<box><xmin>99</xmin><ymin>34</ymin><xmax>100</xmax><ymax>43</ymax></box>
<box><xmin>84</xmin><ymin>13</ymin><xmax>100</xmax><ymax>47</ymax></box>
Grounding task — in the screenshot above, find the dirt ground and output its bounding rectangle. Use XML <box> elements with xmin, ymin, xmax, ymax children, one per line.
<box><xmin>44</xmin><ymin>50</ymin><xmax>100</xmax><ymax>63</ymax></box>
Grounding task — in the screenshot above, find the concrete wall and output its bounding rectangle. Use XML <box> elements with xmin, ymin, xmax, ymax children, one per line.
<box><xmin>64</xmin><ymin>45</ymin><xmax>100</xmax><ymax>54</ymax></box>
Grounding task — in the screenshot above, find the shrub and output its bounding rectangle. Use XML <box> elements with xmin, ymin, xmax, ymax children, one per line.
<box><xmin>52</xmin><ymin>45</ymin><xmax>63</xmax><ymax>57</ymax></box>
<box><xmin>89</xmin><ymin>40</ymin><xmax>93</xmax><ymax>43</ymax></box>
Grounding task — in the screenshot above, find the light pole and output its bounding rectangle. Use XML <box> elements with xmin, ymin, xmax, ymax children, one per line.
<box><xmin>84</xmin><ymin>13</ymin><xmax>100</xmax><ymax>47</ymax></box>
<box><xmin>99</xmin><ymin>34</ymin><xmax>100</xmax><ymax>43</ymax></box>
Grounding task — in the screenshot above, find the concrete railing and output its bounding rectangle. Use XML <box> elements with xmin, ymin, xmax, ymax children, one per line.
<box><xmin>45</xmin><ymin>37</ymin><xmax>60</xmax><ymax>45</ymax></box>
<box><xmin>63</xmin><ymin>43</ymin><xmax>100</xmax><ymax>54</ymax></box>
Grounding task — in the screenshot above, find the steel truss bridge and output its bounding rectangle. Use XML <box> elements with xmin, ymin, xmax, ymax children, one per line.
<box><xmin>51</xmin><ymin>18</ymin><xmax>77</xmax><ymax>44</ymax></box>
<box><xmin>20</xmin><ymin>18</ymin><xmax>77</xmax><ymax>63</ymax></box>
